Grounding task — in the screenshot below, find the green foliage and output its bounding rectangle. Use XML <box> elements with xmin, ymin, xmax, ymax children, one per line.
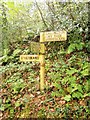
<box><xmin>0</xmin><ymin>48</ymin><xmax>21</xmax><ymax>64</ymax></box>
<box><xmin>48</xmin><ymin>47</ymin><xmax>89</xmax><ymax>101</ymax></box>
<box><xmin>67</xmin><ymin>42</ymin><xmax>85</xmax><ymax>54</ymax></box>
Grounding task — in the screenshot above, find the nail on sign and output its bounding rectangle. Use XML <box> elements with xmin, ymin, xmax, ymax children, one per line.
<box><xmin>20</xmin><ymin>55</ymin><xmax>39</xmax><ymax>62</ymax></box>
<box><xmin>41</xmin><ymin>31</ymin><xmax>67</xmax><ymax>42</ymax></box>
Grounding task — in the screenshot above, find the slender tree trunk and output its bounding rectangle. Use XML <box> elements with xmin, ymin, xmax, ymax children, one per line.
<box><xmin>2</xmin><ymin>2</ymin><xmax>8</xmax><ymax>55</ymax></box>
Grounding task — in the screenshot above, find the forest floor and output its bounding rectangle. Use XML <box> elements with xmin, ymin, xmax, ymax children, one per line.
<box><xmin>1</xmin><ymin>61</ymin><xmax>90</xmax><ymax>119</ymax></box>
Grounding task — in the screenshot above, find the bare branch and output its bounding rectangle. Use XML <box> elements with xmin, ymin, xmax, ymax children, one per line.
<box><xmin>35</xmin><ymin>0</ymin><xmax>48</xmax><ymax>28</ymax></box>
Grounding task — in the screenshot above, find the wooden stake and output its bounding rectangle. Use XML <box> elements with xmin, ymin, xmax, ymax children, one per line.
<box><xmin>40</xmin><ymin>32</ymin><xmax>45</xmax><ymax>91</ymax></box>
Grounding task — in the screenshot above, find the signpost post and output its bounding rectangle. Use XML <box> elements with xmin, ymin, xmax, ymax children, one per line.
<box><xmin>40</xmin><ymin>32</ymin><xmax>45</xmax><ymax>91</ymax></box>
<box><xmin>20</xmin><ymin>31</ymin><xmax>67</xmax><ymax>91</ymax></box>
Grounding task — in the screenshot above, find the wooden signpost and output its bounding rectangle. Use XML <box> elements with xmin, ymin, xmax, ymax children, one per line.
<box><xmin>30</xmin><ymin>42</ymin><xmax>40</xmax><ymax>53</ymax></box>
<box><xmin>20</xmin><ymin>31</ymin><xmax>67</xmax><ymax>91</ymax></box>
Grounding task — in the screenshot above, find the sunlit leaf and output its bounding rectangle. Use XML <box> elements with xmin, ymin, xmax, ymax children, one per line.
<box><xmin>64</xmin><ymin>95</ymin><xmax>71</xmax><ymax>102</ymax></box>
<box><xmin>67</xmin><ymin>44</ymin><xmax>76</xmax><ymax>54</ymax></box>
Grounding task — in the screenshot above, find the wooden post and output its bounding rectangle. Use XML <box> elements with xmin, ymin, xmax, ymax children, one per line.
<box><xmin>40</xmin><ymin>32</ymin><xmax>45</xmax><ymax>91</ymax></box>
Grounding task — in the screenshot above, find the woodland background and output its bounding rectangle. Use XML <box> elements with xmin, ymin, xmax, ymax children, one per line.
<box><xmin>0</xmin><ymin>0</ymin><xmax>90</xmax><ymax>119</ymax></box>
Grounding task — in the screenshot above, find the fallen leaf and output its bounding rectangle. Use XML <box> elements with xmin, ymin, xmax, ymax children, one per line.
<box><xmin>50</xmin><ymin>108</ymin><xmax>55</xmax><ymax>112</ymax></box>
<box><xmin>55</xmin><ymin>97</ymin><xmax>60</xmax><ymax>101</ymax></box>
<box><xmin>30</xmin><ymin>94</ymin><xmax>34</xmax><ymax>98</ymax></box>
<box><xmin>79</xmin><ymin>100</ymin><xmax>86</xmax><ymax>106</ymax></box>
<box><xmin>59</xmin><ymin>100</ymin><xmax>66</xmax><ymax>105</ymax></box>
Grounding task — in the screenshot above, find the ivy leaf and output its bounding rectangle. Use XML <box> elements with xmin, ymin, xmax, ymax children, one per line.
<box><xmin>86</xmin><ymin>41</ymin><xmax>90</xmax><ymax>52</ymax></box>
<box><xmin>81</xmin><ymin>68</ymin><xmax>89</xmax><ymax>76</ymax></box>
<box><xmin>77</xmin><ymin>85</ymin><xmax>83</xmax><ymax>93</ymax></box>
<box><xmin>51</xmin><ymin>91</ymin><xmax>56</xmax><ymax>97</ymax></box>
<box><xmin>72</xmin><ymin>92</ymin><xmax>83</xmax><ymax>99</ymax></box>
<box><xmin>10</xmin><ymin>107</ymin><xmax>14</xmax><ymax>115</ymax></box>
<box><xmin>67</xmin><ymin>86</ymin><xmax>77</xmax><ymax>93</ymax></box>
<box><xmin>15</xmin><ymin>101</ymin><xmax>22</xmax><ymax>107</ymax></box>
<box><xmin>83</xmin><ymin>93</ymin><xmax>90</xmax><ymax>97</ymax></box>
<box><xmin>67</xmin><ymin>44</ymin><xmax>76</xmax><ymax>54</ymax></box>
<box><xmin>84</xmin><ymin>81</ymin><xmax>90</xmax><ymax>92</ymax></box>
<box><xmin>51</xmin><ymin>91</ymin><xmax>61</xmax><ymax>97</ymax></box>
<box><xmin>0</xmin><ymin>99</ymin><xmax>2</xmax><ymax>104</ymax></box>
<box><xmin>66</xmin><ymin>68</ymin><xmax>78</xmax><ymax>75</ymax></box>
<box><xmin>53</xmin><ymin>83</ymin><xmax>61</xmax><ymax>89</ymax></box>
<box><xmin>64</xmin><ymin>95</ymin><xmax>71</xmax><ymax>102</ymax></box>
<box><xmin>5</xmin><ymin>104</ymin><xmax>11</xmax><ymax>109</ymax></box>
<box><xmin>82</xmin><ymin>62</ymin><xmax>89</xmax><ymax>69</ymax></box>
<box><xmin>13</xmin><ymin>49</ymin><xmax>21</xmax><ymax>56</ymax></box>
<box><xmin>76</xmin><ymin>43</ymin><xmax>84</xmax><ymax>50</ymax></box>
<box><xmin>0</xmin><ymin>105</ymin><xmax>5</xmax><ymax>111</ymax></box>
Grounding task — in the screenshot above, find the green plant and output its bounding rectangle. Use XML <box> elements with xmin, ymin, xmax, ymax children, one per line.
<box><xmin>48</xmin><ymin>37</ymin><xmax>89</xmax><ymax>101</ymax></box>
<box><xmin>11</xmin><ymin>80</ymin><xmax>26</xmax><ymax>94</ymax></box>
